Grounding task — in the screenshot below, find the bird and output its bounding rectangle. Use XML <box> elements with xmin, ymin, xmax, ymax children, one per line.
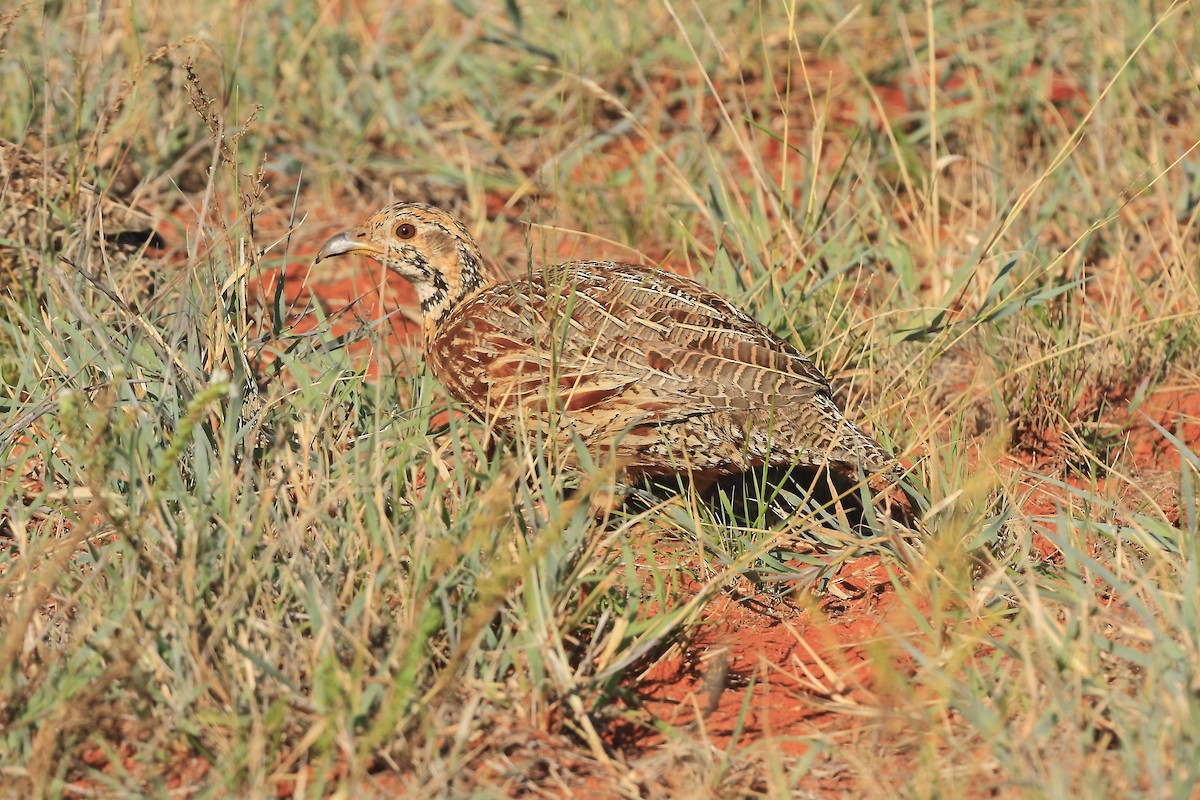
<box><xmin>1</xmin><ymin>139</ymin><xmax>164</xmax><ymax>301</ymax></box>
<box><xmin>316</xmin><ymin>202</ymin><xmax>899</xmax><ymax>488</ymax></box>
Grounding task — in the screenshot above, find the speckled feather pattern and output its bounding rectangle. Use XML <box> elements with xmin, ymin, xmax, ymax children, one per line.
<box><xmin>317</xmin><ymin>203</ymin><xmax>898</xmax><ymax>482</ymax></box>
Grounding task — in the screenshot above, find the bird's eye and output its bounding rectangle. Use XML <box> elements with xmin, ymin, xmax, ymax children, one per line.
<box><xmin>396</xmin><ymin>223</ymin><xmax>416</xmax><ymax>240</ymax></box>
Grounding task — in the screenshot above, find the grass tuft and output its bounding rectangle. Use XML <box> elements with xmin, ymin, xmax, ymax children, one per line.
<box><xmin>2</xmin><ymin>1</ymin><xmax>1199</xmax><ymax>796</ymax></box>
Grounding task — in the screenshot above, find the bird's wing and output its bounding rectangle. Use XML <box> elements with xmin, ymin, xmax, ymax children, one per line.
<box><xmin>430</xmin><ymin>262</ymin><xmax>833</xmax><ymax>426</ymax></box>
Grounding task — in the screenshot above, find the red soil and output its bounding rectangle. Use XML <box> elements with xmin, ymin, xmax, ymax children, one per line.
<box><xmin>60</xmin><ymin>202</ymin><xmax>1190</xmax><ymax>792</ymax></box>
<box><xmin>603</xmin><ymin>557</ymin><xmax>909</xmax><ymax>759</ymax></box>
<box><xmin>52</xmin><ymin>51</ymin><xmax>1192</xmax><ymax>796</ymax></box>
<box><xmin>1111</xmin><ymin>386</ymin><xmax>1200</xmax><ymax>473</ymax></box>
<box><xmin>253</xmin><ymin>160</ymin><xmax>1189</xmax><ymax>784</ymax></box>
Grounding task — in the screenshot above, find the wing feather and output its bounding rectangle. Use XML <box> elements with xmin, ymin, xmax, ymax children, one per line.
<box><xmin>430</xmin><ymin>261</ymin><xmax>834</xmax><ymax>427</ymax></box>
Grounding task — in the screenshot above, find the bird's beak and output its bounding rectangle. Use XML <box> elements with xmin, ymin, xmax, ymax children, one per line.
<box><xmin>315</xmin><ymin>228</ymin><xmax>381</xmax><ymax>263</ymax></box>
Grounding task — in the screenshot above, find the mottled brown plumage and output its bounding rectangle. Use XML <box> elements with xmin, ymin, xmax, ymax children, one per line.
<box><xmin>1</xmin><ymin>139</ymin><xmax>163</xmax><ymax>298</ymax></box>
<box><xmin>317</xmin><ymin>203</ymin><xmax>898</xmax><ymax>483</ymax></box>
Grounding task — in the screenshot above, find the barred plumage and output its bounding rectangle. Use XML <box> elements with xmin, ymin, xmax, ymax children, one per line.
<box><xmin>317</xmin><ymin>203</ymin><xmax>898</xmax><ymax>483</ymax></box>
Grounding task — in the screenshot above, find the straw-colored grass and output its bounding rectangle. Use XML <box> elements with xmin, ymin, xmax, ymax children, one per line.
<box><xmin>2</xmin><ymin>1</ymin><xmax>1198</xmax><ymax>797</ymax></box>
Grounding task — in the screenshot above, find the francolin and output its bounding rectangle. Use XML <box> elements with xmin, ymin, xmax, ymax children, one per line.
<box><xmin>316</xmin><ymin>203</ymin><xmax>898</xmax><ymax>487</ymax></box>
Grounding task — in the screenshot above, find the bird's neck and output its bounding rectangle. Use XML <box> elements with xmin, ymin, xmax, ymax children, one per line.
<box><xmin>418</xmin><ymin>239</ymin><xmax>488</xmax><ymax>338</ymax></box>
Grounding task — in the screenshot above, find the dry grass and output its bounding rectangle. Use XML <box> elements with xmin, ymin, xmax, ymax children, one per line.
<box><xmin>2</xmin><ymin>1</ymin><xmax>1200</xmax><ymax>797</ymax></box>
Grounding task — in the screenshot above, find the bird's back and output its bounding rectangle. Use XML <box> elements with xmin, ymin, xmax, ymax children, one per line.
<box><xmin>428</xmin><ymin>261</ymin><xmax>896</xmax><ymax>479</ymax></box>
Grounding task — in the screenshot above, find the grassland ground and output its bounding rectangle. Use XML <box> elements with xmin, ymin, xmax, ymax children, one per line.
<box><xmin>3</xmin><ymin>1</ymin><xmax>1200</xmax><ymax>797</ymax></box>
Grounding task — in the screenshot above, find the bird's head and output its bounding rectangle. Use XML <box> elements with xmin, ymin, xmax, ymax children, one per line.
<box><xmin>316</xmin><ymin>202</ymin><xmax>487</xmax><ymax>325</ymax></box>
